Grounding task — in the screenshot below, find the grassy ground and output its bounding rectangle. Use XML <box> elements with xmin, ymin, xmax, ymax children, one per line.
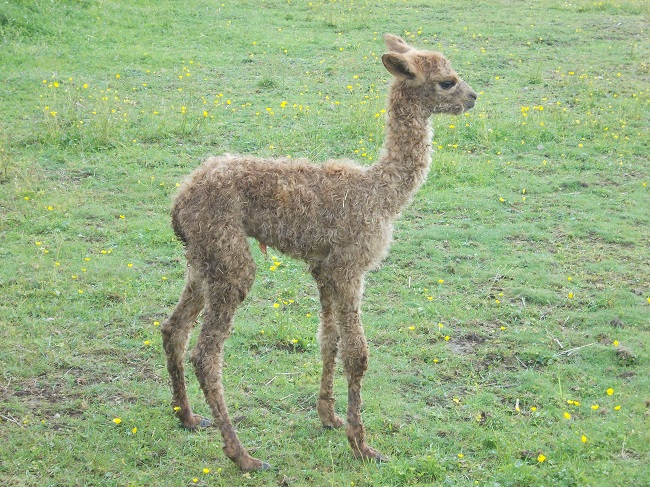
<box><xmin>1</xmin><ymin>0</ymin><xmax>648</xmax><ymax>485</ymax></box>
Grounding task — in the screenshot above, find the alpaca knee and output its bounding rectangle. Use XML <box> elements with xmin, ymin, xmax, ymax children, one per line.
<box><xmin>341</xmin><ymin>340</ymin><xmax>369</xmax><ymax>379</ymax></box>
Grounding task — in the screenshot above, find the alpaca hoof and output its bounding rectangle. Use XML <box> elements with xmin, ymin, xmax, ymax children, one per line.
<box><xmin>353</xmin><ymin>446</ymin><xmax>388</xmax><ymax>464</ymax></box>
<box><xmin>322</xmin><ymin>416</ymin><xmax>345</xmax><ymax>429</ymax></box>
<box><xmin>182</xmin><ymin>414</ymin><xmax>212</xmax><ymax>430</ymax></box>
<box><xmin>238</xmin><ymin>458</ymin><xmax>272</xmax><ymax>472</ymax></box>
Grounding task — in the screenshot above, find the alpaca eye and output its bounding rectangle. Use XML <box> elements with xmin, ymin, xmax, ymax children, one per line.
<box><xmin>439</xmin><ymin>81</ymin><xmax>456</xmax><ymax>90</ymax></box>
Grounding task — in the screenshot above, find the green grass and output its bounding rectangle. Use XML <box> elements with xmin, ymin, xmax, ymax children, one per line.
<box><xmin>1</xmin><ymin>0</ymin><xmax>649</xmax><ymax>485</ymax></box>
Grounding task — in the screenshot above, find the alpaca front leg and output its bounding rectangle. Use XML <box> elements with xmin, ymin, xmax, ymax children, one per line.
<box><xmin>339</xmin><ymin>311</ymin><xmax>386</xmax><ymax>462</ymax></box>
<box><xmin>317</xmin><ymin>314</ymin><xmax>344</xmax><ymax>428</ymax></box>
<box><xmin>161</xmin><ymin>272</ymin><xmax>210</xmax><ymax>429</ymax></box>
<box><xmin>313</xmin><ymin>273</ymin><xmax>344</xmax><ymax>429</ymax></box>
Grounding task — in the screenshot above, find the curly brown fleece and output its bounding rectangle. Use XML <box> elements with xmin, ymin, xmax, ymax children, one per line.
<box><xmin>161</xmin><ymin>34</ymin><xmax>477</xmax><ymax>471</ymax></box>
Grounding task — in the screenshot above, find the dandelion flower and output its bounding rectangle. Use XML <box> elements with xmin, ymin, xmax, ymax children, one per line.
<box><xmin>581</xmin><ymin>435</ymin><xmax>587</xmax><ymax>443</ymax></box>
<box><xmin>537</xmin><ymin>453</ymin><xmax>546</xmax><ymax>463</ymax></box>
<box><xmin>614</xmin><ymin>405</ymin><xmax>621</xmax><ymax>411</ymax></box>
<box><xmin>563</xmin><ymin>412</ymin><xmax>571</xmax><ymax>419</ymax></box>
<box><xmin>607</xmin><ymin>388</ymin><xmax>614</xmax><ymax>396</ymax></box>
<box><xmin>112</xmin><ymin>418</ymin><xmax>122</xmax><ymax>424</ymax></box>
<box><xmin>273</xmin><ymin>303</ymin><xmax>280</xmax><ymax>308</ymax></box>
<box><xmin>203</xmin><ymin>468</ymin><xmax>210</xmax><ymax>474</ymax></box>
<box><xmin>132</xmin><ymin>427</ymin><xmax>138</xmax><ymax>434</ymax></box>
<box><xmin>591</xmin><ymin>405</ymin><xmax>599</xmax><ymax>410</ymax></box>
<box><xmin>613</xmin><ymin>340</ymin><xmax>619</xmax><ymax>347</ymax></box>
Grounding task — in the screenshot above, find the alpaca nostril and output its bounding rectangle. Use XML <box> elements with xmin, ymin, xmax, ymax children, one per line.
<box><xmin>469</xmin><ymin>91</ymin><xmax>478</xmax><ymax>100</ymax></box>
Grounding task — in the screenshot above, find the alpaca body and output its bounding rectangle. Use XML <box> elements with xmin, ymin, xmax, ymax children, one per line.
<box><xmin>162</xmin><ymin>34</ymin><xmax>476</xmax><ymax>471</ymax></box>
<box><xmin>173</xmin><ymin>155</ymin><xmax>393</xmax><ymax>267</ymax></box>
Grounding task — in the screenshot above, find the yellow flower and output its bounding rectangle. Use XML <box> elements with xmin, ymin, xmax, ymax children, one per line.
<box><xmin>112</xmin><ymin>418</ymin><xmax>122</xmax><ymax>424</ymax></box>
<box><xmin>132</xmin><ymin>427</ymin><xmax>138</xmax><ymax>434</ymax></box>
<box><xmin>567</xmin><ymin>293</ymin><xmax>574</xmax><ymax>299</ymax></box>
<box><xmin>202</xmin><ymin>468</ymin><xmax>210</xmax><ymax>474</ymax></box>
<box><xmin>530</xmin><ymin>406</ymin><xmax>537</xmax><ymax>412</ymax></box>
<box><xmin>273</xmin><ymin>303</ymin><xmax>280</xmax><ymax>308</ymax></box>
<box><xmin>563</xmin><ymin>412</ymin><xmax>571</xmax><ymax>419</ymax></box>
<box><xmin>438</xmin><ymin>279</ymin><xmax>444</xmax><ymax>284</ymax></box>
<box><xmin>444</xmin><ymin>335</ymin><xmax>450</xmax><ymax>341</ymax></box>
<box><xmin>613</xmin><ymin>340</ymin><xmax>619</xmax><ymax>347</ymax></box>
<box><xmin>537</xmin><ymin>453</ymin><xmax>546</xmax><ymax>463</ymax></box>
<box><xmin>614</xmin><ymin>405</ymin><xmax>621</xmax><ymax>411</ymax></box>
<box><xmin>581</xmin><ymin>435</ymin><xmax>587</xmax><ymax>443</ymax></box>
<box><xmin>408</xmin><ymin>326</ymin><xmax>415</xmax><ymax>331</ymax></box>
<box><xmin>457</xmin><ymin>453</ymin><xmax>464</xmax><ymax>458</ymax></box>
<box><xmin>607</xmin><ymin>388</ymin><xmax>614</xmax><ymax>396</ymax></box>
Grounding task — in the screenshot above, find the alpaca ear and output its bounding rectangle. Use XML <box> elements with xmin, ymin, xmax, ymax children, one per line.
<box><xmin>383</xmin><ymin>34</ymin><xmax>412</xmax><ymax>54</ymax></box>
<box><xmin>381</xmin><ymin>53</ymin><xmax>416</xmax><ymax>80</ymax></box>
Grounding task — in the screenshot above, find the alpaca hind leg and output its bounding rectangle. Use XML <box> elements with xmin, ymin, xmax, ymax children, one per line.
<box><xmin>161</xmin><ymin>265</ymin><xmax>210</xmax><ymax>429</ymax></box>
<box><xmin>191</xmin><ymin>247</ymin><xmax>270</xmax><ymax>471</ymax></box>
<box><xmin>311</xmin><ymin>265</ymin><xmax>344</xmax><ymax>428</ymax></box>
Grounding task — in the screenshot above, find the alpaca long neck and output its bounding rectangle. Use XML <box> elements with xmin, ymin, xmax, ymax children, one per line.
<box><xmin>369</xmin><ymin>83</ymin><xmax>433</xmax><ymax>215</ymax></box>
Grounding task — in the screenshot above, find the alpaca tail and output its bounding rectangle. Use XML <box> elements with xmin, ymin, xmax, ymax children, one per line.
<box><xmin>171</xmin><ymin>203</ymin><xmax>188</xmax><ymax>245</ymax></box>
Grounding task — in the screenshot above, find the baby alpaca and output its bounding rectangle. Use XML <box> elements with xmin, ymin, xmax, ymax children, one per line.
<box><xmin>162</xmin><ymin>34</ymin><xmax>477</xmax><ymax>471</ymax></box>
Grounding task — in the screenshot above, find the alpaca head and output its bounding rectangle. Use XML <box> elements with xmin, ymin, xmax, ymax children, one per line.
<box><xmin>382</xmin><ymin>34</ymin><xmax>477</xmax><ymax>116</ymax></box>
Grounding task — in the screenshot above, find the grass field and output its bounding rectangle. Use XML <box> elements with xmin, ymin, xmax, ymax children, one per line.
<box><xmin>1</xmin><ymin>0</ymin><xmax>649</xmax><ymax>485</ymax></box>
